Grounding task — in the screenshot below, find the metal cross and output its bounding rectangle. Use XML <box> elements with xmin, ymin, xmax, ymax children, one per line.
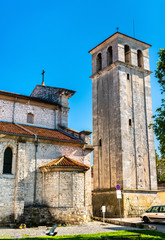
<box><xmin>116</xmin><ymin>27</ymin><xmax>119</xmax><ymax>32</ymax></box>
<box><xmin>41</xmin><ymin>69</ymin><xmax>45</xmax><ymax>86</ymax></box>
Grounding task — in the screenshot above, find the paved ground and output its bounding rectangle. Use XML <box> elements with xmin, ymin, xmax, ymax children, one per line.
<box><xmin>0</xmin><ymin>219</ymin><xmax>165</xmax><ymax>238</ymax></box>
<box><xmin>0</xmin><ymin>221</ymin><xmax>138</xmax><ymax>238</ymax></box>
<box><xmin>108</xmin><ymin>217</ymin><xmax>165</xmax><ymax>233</ymax></box>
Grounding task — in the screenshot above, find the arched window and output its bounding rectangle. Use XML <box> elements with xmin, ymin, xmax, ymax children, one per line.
<box><xmin>137</xmin><ymin>50</ymin><xmax>143</xmax><ymax>68</ymax></box>
<box><xmin>107</xmin><ymin>46</ymin><xmax>113</xmax><ymax>65</ymax></box>
<box><xmin>96</xmin><ymin>53</ymin><xmax>102</xmax><ymax>72</ymax></box>
<box><xmin>124</xmin><ymin>45</ymin><xmax>131</xmax><ymax>64</ymax></box>
<box><xmin>27</xmin><ymin>113</ymin><xmax>34</xmax><ymax>124</ymax></box>
<box><xmin>3</xmin><ymin>147</ymin><xmax>12</xmax><ymax>174</ymax></box>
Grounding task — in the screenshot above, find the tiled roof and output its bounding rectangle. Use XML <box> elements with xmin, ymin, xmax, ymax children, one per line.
<box><xmin>39</xmin><ymin>156</ymin><xmax>90</xmax><ymax>170</ymax></box>
<box><xmin>0</xmin><ymin>90</ymin><xmax>61</xmax><ymax>107</ymax></box>
<box><xmin>0</xmin><ymin>122</ymin><xmax>83</xmax><ymax>144</ymax></box>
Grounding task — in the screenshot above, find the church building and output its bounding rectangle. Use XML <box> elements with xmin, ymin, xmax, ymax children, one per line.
<box><xmin>0</xmin><ymin>79</ymin><xmax>93</xmax><ymax>225</ymax></box>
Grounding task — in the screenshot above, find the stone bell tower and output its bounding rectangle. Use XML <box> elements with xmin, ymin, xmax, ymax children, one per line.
<box><xmin>89</xmin><ymin>32</ymin><xmax>160</xmax><ymax>217</ymax></box>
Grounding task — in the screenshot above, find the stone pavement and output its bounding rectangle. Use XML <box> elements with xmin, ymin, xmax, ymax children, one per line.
<box><xmin>0</xmin><ymin>221</ymin><xmax>138</xmax><ymax>238</ymax></box>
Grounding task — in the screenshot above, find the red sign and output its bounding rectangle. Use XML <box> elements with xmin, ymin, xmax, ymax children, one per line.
<box><xmin>116</xmin><ymin>184</ymin><xmax>121</xmax><ymax>190</ymax></box>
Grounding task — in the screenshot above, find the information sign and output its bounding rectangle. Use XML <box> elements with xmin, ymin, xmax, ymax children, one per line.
<box><xmin>116</xmin><ymin>190</ymin><xmax>122</xmax><ymax>199</ymax></box>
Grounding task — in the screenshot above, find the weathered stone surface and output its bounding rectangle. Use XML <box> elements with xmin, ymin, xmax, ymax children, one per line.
<box><xmin>90</xmin><ymin>32</ymin><xmax>158</xmax><ymax>217</ymax></box>
<box><xmin>0</xmin><ymin>85</ymin><xmax>92</xmax><ymax>225</ymax></box>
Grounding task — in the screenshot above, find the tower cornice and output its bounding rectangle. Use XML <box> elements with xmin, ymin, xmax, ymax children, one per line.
<box><xmin>89</xmin><ymin>60</ymin><xmax>152</xmax><ymax>79</ymax></box>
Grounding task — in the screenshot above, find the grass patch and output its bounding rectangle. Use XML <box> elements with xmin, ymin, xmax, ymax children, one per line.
<box><xmin>0</xmin><ymin>230</ymin><xmax>165</xmax><ymax>239</ymax></box>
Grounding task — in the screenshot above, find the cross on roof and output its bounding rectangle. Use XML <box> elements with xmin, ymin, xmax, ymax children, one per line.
<box><xmin>41</xmin><ymin>69</ymin><xmax>45</xmax><ymax>86</ymax></box>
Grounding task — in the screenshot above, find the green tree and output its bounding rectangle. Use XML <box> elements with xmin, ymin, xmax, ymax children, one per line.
<box><xmin>155</xmin><ymin>151</ymin><xmax>165</xmax><ymax>183</ymax></box>
<box><xmin>153</xmin><ymin>49</ymin><xmax>165</xmax><ymax>159</ymax></box>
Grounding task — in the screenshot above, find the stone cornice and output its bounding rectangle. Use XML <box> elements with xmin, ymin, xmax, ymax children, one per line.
<box><xmin>90</xmin><ymin>61</ymin><xmax>152</xmax><ymax>79</ymax></box>
<box><xmin>92</xmin><ymin>188</ymin><xmax>160</xmax><ymax>194</ymax></box>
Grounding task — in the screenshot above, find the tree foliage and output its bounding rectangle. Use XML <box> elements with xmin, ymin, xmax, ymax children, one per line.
<box><xmin>155</xmin><ymin>151</ymin><xmax>165</xmax><ymax>183</ymax></box>
<box><xmin>153</xmin><ymin>49</ymin><xmax>165</xmax><ymax>159</ymax></box>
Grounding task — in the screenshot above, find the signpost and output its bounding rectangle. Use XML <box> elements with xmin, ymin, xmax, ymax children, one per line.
<box><xmin>101</xmin><ymin>206</ymin><xmax>106</xmax><ymax>223</ymax></box>
<box><xmin>116</xmin><ymin>185</ymin><xmax>122</xmax><ymax>221</ymax></box>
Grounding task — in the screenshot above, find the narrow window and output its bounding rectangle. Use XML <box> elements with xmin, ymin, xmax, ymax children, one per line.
<box><xmin>137</xmin><ymin>50</ymin><xmax>143</xmax><ymax>68</ymax></box>
<box><xmin>127</xmin><ymin>73</ymin><xmax>130</xmax><ymax>80</ymax></box>
<box><xmin>96</xmin><ymin>53</ymin><xmax>102</xmax><ymax>72</ymax></box>
<box><xmin>124</xmin><ymin>45</ymin><xmax>131</xmax><ymax>64</ymax></box>
<box><xmin>107</xmin><ymin>46</ymin><xmax>113</xmax><ymax>65</ymax></box>
<box><xmin>27</xmin><ymin>113</ymin><xmax>34</xmax><ymax>124</ymax></box>
<box><xmin>129</xmin><ymin>119</ymin><xmax>132</xmax><ymax>126</ymax></box>
<box><xmin>99</xmin><ymin>139</ymin><xmax>102</xmax><ymax>147</ymax></box>
<box><xmin>3</xmin><ymin>147</ymin><xmax>12</xmax><ymax>174</ymax></box>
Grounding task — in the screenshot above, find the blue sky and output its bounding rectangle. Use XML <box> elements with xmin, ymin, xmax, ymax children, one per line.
<box><xmin>0</xmin><ymin>0</ymin><xmax>164</xmax><ymax>153</ymax></box>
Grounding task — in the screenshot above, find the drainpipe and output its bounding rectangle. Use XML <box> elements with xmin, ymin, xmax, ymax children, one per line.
<box><xmin>33</xmin><ymin>139</ymin><xmax>39</xmax><ymax>205</ymax></box>
<box><xmin>14</xmin><ymin>141</ymin><xmax>19</xmax><ymax>222</ymax></box>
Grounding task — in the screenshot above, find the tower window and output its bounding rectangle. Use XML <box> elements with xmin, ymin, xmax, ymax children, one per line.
<box><xmin>137</xmin><ymin>50</ymin><xmax>143</xmax><ymax>68</ymax></box>
<box><xmin>129</xmin><ymin>119</ymin><xmax>132</xmax><ymax>126</ymax></box>
<box><xmin>27</xmin><ymin>113</ymin><xmax>34</xmax><ymax>124</ymax></box>
<box><xmin>127</xmin><ymin>73</ymin><xmax>130</xmax><ymax>80</ymax></box>
<box><xmin>96</xmin><ymin>53</ymin><xmax>102</xmax><ymax>72</ymax></box>
<box><xmin>99</xmin><ymin>139</ymin><xmax>102</xmax><ymax>147</ymax></box>
<box><xmin>3</xmin><ymin>147</ymin><xmax>13</xmax><ymax>174</ymax></box>
<box><xmin>124</xmin><ymin>45</ymin><xmax>131</xmax><ymax>64</ymax></box>
<box><xmin>107</xmin><ymin>46</ymin><xmax>113</xmax><ymax>66</ymax></box>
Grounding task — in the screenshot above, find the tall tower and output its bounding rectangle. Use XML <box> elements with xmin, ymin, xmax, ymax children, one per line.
<box><xmin>89</xmin><ymin>32</ymin><xmax>160</xmax><ymax>217</ymax></box>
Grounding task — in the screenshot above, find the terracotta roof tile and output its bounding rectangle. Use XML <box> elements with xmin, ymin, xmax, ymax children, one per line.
<box><xmin>40</xmin><ymin>156</ymin><xmax>90</xmax><ymax>170</ymax></box>
<box><xmin>0</xmin><ymin>122</ymin><xmax>83</xmax><ymax>144</ymax></box>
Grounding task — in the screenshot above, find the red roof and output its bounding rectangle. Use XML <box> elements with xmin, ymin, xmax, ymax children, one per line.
<box><xmin>39</xmin><ymin>156</ymin><xmax>90</xmax><ymax>170</ymax></box>
<box><xmin>0</xmin><ymin>122</ymin><xmax>83</xmax><ymax>144</ymax></box>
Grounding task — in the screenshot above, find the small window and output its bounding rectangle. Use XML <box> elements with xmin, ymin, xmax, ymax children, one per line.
<box><xmin>96</xmin><ymin>53</ymin><xmax>102</xmax><ymax>72</ymax></box>
<box><xmin>137</xmin><ymin>50</ymin><xmax>143</xmax><ymax>68</ymax></box>
<box><xmin>129</xmin><ymin>119</ymin><xmax>132</xmax><ymax>126</ymax></box>
<box><xmin>99</xmin><ymin>139</ymin><xmax>102</xmax><ymax>147</ymax></box>
<box><xmin>3</xmin><ymin>147</ymin><xmax>12</xmax><ymax>174</ymax></box>
<box><xmin>124</xmin><ymin>45</ymin><xmax>131</xmax><ymax>64</ymax></box>
<box><xmin>107</xmin><ymin>46</ymin><xmax>113</xmax><ymax>65</ymax></box>
<box><xmin>27</xmin><ymin>113</ymin><xmax>34</xmax><ymax>124</ymax></box>
<box><xmin>127</xmin><ymin>73</ymin><xmax>130</xmax><ymax>80</ymax></box>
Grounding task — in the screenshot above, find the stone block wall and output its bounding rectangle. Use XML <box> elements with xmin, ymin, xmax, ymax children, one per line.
<box><xmin>123</xmin><ymin>191</ymin><xmax>162</xmax><ymax>217</ymax></box>
<box><xmin>14</xmin><ymin>102</ymin><xmax>56</xmax><ymax>129</ymax></box>
<box><xmin>92</xmin><ymin>65</ymin><xmax>122</xmax><ymax>191</ymax></box>
<box><xmin>0</xmin><ymin>99</ymin><xmax>56</xmax><ymax>129</ymax></box>
<box><xmin>92</xmin><ymin>190</ymin><xmax>162</xmax><ymax>218</ymax></box>
<box><xmin>0</xmin><ymin>136</ymin><xmax>92</xmax><ymax>224</ymax></box>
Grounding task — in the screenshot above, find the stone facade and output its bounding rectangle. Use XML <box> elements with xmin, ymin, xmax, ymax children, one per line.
<box><xmin>0</xmin><ymin>85</ymin><xmax>92</xmax><ymax>225</ymax></box>
<box><xmin>90</xmin><ymin>32</ymin><xmax>159</xmax><ymax>217</ymax></box>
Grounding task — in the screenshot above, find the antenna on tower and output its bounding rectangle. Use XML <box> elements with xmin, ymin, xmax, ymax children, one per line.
<box><xmin>133</xmin><ymin>19</ymin><xmax>135</xmax><ymax>38</ymax></box>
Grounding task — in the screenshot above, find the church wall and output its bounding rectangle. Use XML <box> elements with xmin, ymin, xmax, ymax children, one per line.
<box><xmin>0</xmin><ymin>136</ymin><xmax>92</xmax><ymax>224</ymax></box>
<box><xmin>22</xmin><ymin>140</ymin><xmax>90</xmax><ymax>205</ymax></box>
<box><xmin>0</xmin><ymin>177</ymin><xmax>15</xmax><ymax>223</ymax></box>
<box><xmin>0</xmin><ymin>137</ymin><xmax>25</xmax><ymax>223</ymax></box>
<box><xmin>0</xmin><ymin>98</ymin><xmax>65</xmax><ymax>130</ymax></box>
<box><xmin>14</xmin><ymin>102</ymin><xmax>56</xmax><ymax>129</ymax></box>
<box><xmin>0</xmin><ymin>99</ymin><xmax>14</xmax><ymax>122</ymax></box>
